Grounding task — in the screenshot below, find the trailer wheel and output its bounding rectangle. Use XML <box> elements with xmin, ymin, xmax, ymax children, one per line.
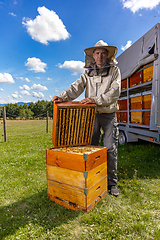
<box><xmin>119</xmin><ymin>131</ymin><xmax>126</xmax><ymax>145</ymax></box>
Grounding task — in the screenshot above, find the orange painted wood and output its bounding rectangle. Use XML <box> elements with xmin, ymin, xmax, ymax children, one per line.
<box><xmin>46</xmin><ymin>165</ymin><xmax>85</xmax><ymax>188</ymax></box>
<box><xmin>130</xmin><ymin>112</ymin><xmax>143</xmax><ymax>125</ymax></box>
<box><xmin>120</xmin><ymin>112</ymin><xmax>128</xmax><ymax>123</ymax></box>
<box><xmin>143</xmin><ymin>95</ymin><xmax>151</xmax><ymax>109</ymax></box>
<box><xmin>121</xmin><ymin>79</ymin><xmax>127</xmax><ymax>90</ymax></box>
<box><xmin>46</xmin><ymin>147</ymin><xmax>107</xmax><ymax>212</ymax></box>
<box><xmin>130</xmin><ymin>96</ymin><xmax>143</xmax><ymax>110</ymax></box>
<box><xmin>47</xmin><ymin>174</ymin><xmax>107</xmax><ymax>211</ymax></box>
<box><xmin>85</xmin><ymin>148</ymin><xmax>107</xmax><ymax>171</ymax></box>
<box><xmin>46</xmin><ymin>161</ymin><xmax>107</xmax><ymax>190</ymax></box>
<box><xmin>46</xmin><ymin>148</ymin><xmax>86</xmax><ymax>172</ymax></box>
<box><xmin>52</xmin><ymin>101</ymin><xmax>96</xmax><ymax>148</ymax></box>
<box><xmin>143</xmin><ymin>111</ymin><xmax>150</xmax><ymax>126</ymax></box>
<box><xmin>118</xmin><ymin>99</ymin><xmax>127</xmax><ymax>110</ymax></box>
<box><xmin>87</xmin><ymin>177</ymin><xmax>107</xmax><ymax>207</ymax></box>
<box><xmin>87</xmin><ymin>162</ymin><xmax>107</xmax><ymax>188</ymax></box>
<box><xmin>143</xmin><ymin>63</ymin><xmax>153</xmax><ymax>83</ymax></box>
<box><xmin>130</xmin><ymin>70</ymin><xmax>143</xmax><ymax>87</ymax></box>
<box><xmin>130</xmin><ymin>95</ymin><xmax>151</xmax><ymax>110</ymax></box>
<box><xmin>46</xmin><ymin>146</ymin><xmax>107</xmax><ymax>172</ymax></box>
<box><xmin>47</xmin><ymin>179</ymin><xmax>86</xmax><ymax>207</ymax></box>
<box><xmin>47</xmin><ymin>190</ymin><xmax>107</xmax><ymax>212</ymax></box>
<box><xmin>84</xmin><ymin>191</ymin><xmax>107</xmax><ymax>212</ymax></box>
<box><xmin>116</xmin><ymin>112</ymin><xmax>127</xmax><ymax>123</ymax></box>
<box><xmin>130</xmin><ymin>111</ymin><xmax>150</xmax><ymax>125</ymax></box>
<box><xmin>116</xmin><ymin>112</ymin><xmax>120</xmax><ymax>122</ymax></box>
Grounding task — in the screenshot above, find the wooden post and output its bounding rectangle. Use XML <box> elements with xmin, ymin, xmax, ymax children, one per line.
<box><xmin>46</xmin><ymin>111</ymin><xmax>49</xmax><ymax>133</ymax></box>
<box><xmin>3</xmin><ymin>107</ymin><xmax>7</xmax><ymax>142</ymax></box>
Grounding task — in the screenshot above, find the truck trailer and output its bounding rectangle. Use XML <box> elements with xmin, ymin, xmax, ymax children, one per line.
<box><xmin>116</xmin><ymin>23</ymin><xmax>160</xmax><ymax>145</ymax></box>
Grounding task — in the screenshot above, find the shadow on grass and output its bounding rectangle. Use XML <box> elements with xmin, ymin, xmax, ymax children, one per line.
<box><xmin>118</xmin><ymin>139</ymin><xmax>160</xmax><ymax>180</ymax></box>
<box><xmin>0</xmin><ymin>189</ymin><xmax>79</xmax><ymax>239</ymax></box>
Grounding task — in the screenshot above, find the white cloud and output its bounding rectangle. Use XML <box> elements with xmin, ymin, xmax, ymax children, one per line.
<box><xmin>32</xmin><ymin>91</ymin><xmax>44</xmax><ymax>98</ymax></box>
<box><xmin>31</xmin><ymin>83</ymin><xmax>48</xmax><ymax>91</ymax></box>
<box><xmin>25</xmin><ymin>57</ymin><xmax>47</xmax><ymax>73</ymax></box>
<box><xmin>25</xmin><ymin>77</ymin><xmax>30</xmax><ymax>82</ymax></box>
<box><xmin>0</xmin><ymin>100</ymin><xmax>7</xmax><ymax>104</ymax></box>
<box><xmin>121</xmin><ymin>0</ymin><xmax>160</xmax><ymax>13</ymax></box>
<box><xmin>12</xmin><ymin>92</ymin><xmax>19</xmax><ymax>99</ymax></box>
<box><xmin>58</xmin><ymin>60</ymin><xmax>85</xmax><ymax>75</ymax></box>
<box><xmin>47</xmin><ymin>77</ymin><xmax>52</xmax><ymax>80</ymax></box>
<box><xmin>0</xmin><ymin>73</ymin><xmax>15</xmax><ymax>84</ymax></box>
<box><xmin>121</xmin><ymin>40</ymin><xmax>132</xmax><ymax>51</ymax></box>
<box><xmin>0</xmin><ymin>88</ymin><xmax>4</xmax><ymax>91</ymax></box>
<box><xmin>19</xmin><ymin>84</ymin><xmax>31</xmax><ymax>91</ymax></box>
<box><xmin>22</xmin><ymin>6</ymin><xmax>70</xmax><ymax>45</ymax></box>
<box><xmin>21</xmin><ymin>90</ymin><xmax>31</xmax><ymax>95</ymax></box>
<box><xmin>9</xmin><ymin>12</ymin><xmax>17</xmax><ymax>17</ymax></box>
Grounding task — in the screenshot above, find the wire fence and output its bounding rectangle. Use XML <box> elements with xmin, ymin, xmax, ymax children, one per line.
<box><xmin>0</xmin><ymin>108</ymin><xmax>53</xmax><ymax>142</ymax></box>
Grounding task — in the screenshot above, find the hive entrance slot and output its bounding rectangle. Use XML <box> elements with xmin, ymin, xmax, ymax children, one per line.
<box><xmin>96</xmin><ymin>186</ymin><xmax>101</xmax><ymax>191</ymax></box>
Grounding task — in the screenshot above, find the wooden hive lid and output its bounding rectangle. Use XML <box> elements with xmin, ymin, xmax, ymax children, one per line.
<box><xmin>52</xmin><ymin>101</ymin><xmax>96</xmax><ymax>148</ymax></box>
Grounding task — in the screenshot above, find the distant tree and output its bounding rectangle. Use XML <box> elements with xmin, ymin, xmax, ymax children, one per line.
<box><xmin>18</xmin><ymin>108</ymin><xmax>34</xmax><ymax>119</ymax></box>
<box><xmin>5</xmin><ymin>103</ymin><xmax>19</xmax><ymax>119</ymax></box>
<box><xmin>28</xmin><ymin>102</ymin><xmax>35</xmax><ymax>113</ymax></box>
<box><xmin>33</xmin><ymin>100</ymin><xmax>48</xmax><ymax>118</ymax></box>
<box><xmin>19</xmin><ymin>109</ymin><xmax>26</xmax><ymax>119</ymax></box>
<box><xmin>5</xmin><ymin>100</ymin><xmax>51</xmax><ymax>119</ymax></box>
<box><xmin>46</xmin><ymin>101</ymin><xmax>53</xmax><ymax>118</ymax></box>
<box><xmin>25</xmin><ymin>108</ymin><xmax>34</xmax><ymax>118</ymax></box>
<box><xmin>23</xmin><ymin>103</ymin><xmax>28</xmax><ymax>109</ymax></box>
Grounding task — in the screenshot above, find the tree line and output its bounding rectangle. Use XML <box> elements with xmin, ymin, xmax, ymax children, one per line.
<box><xmin>2</xmin><ymin>100</ymin><xmax>53</xmax><ymax>119</ymax></box>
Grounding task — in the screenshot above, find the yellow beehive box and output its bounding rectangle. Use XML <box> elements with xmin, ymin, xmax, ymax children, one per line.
<box><xmin>143</xmin><ymin>63</ymin><xmax>153</xmax><ymax>83</ymax></box>
<box><xmin>143</xmin><ymin>94</ymin><xmax>151</xmax><ymax>109</ymax></box>
<box><xmin>46</xmin><ymin>102</ymin><xmax>108</xmax><ymax>212</ymax></box>
<box><xmin>130</xmin><ymin>96</ymin><xmax>143</xmax><ymax>110</ymax></box>
<box><xmin>130</xmin><ymin>111</ymin><xmax>151</xmax><ymax>126</ymax></box>
<box><xmin>130</xmin><ymin>111</ymin><xmax>143</xmax><ymax>125</ymax></box>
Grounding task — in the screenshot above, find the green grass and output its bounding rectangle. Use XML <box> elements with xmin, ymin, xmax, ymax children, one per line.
<box><xmin>0</xmin><ymin>120</ymin><xmax>160</xmax><ymax>240</ymax></box>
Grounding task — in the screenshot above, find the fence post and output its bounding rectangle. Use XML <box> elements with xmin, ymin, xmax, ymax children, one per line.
<box><xmin>3</xmin><ymin>107</ymin><xmax>7</xmax><ymax>142</ymax></box>
<box><xmin>46</xmin><ymin>111</ymin><xmax>49</xmax><ymax>133</ymax></box>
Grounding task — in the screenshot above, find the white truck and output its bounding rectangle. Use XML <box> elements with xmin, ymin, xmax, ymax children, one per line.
<box><xmin>116</xmin><ymin>23</ymin><xmax>160</xmax><ymax>145</ymax></box>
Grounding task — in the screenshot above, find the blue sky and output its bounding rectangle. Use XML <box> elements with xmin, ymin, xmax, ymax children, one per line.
<box><xmin>0</xmin><ymin>0</ymin><xmax>160</xmax><ymax>104</ymax></box>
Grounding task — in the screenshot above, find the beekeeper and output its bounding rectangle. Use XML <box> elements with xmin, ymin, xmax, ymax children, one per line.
<box><xmin>52</xmin><ymin>40</ymin><xmax>121</xmax><ymax>196</ymax></box>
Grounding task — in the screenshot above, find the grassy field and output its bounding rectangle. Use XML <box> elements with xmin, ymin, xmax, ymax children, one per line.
<box><xmin>0</xmin><ymin>120</ymin><xmax>160</xmax><ymax>240</ymax></box>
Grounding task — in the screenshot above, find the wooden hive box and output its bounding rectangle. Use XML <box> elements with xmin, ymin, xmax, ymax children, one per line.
<box><xmin>143</xmin><ymin>94</ymin><xmax>151</xmax><ymax>109</ymax></box>
<box><xmin>130</xmin><ymin>70</ymin><xmax>143</xmax><ymax>88</ymax></box>
<box><xmin>130</xmin><ymin>111</ymin><xmax>143</xmax><ymax>125</ymax></box>
<box><xmin>143</xmin><ymin>63</ymin><xmax>153</xmax><ymax>83</ymax></box>
<box><xmin>118</xmin><ymin>99</ymin><xmax>127</xmax><ymax>110</ymax></box>
<box><xmin>120</xmin><ymin>112</ymin><xmax>128</xmax><ymax>123</ymax></box>
<box><xmin>130</xmin><ymin>96</ymin><xmax>143</xmax><ymax>110</ymax></box>
<box><xmin>116</xmin><ymin>112</ymin><xmax>127</xmax><ymax>123</ymax></box>
<box><xmin>143</xmin><ymin>111</ymin><xmax>150</xmax><ymax>126</ymax></box>
<box><xmin>116</xmin><ymin>112</ymin><xmax>120</xmax><ymax>122</ymax></box>
<box><xmin>130</xmin><ymin>94</ymin><xmax>151</xmax><ymax>110</ymax></box>
<box><xmin>130</xmin><ymin>111</ymin><xmax>150</xmax><ymax>126</ymax></box>
<box><xmin>121</xmin><ymin>79</ymin><xmax>127</xmax><ymax>90</ymax></box>
<box><xmin>46</xmin><ymin>101</ymin><xmax>107</xmax><ymax>212</ymax></box>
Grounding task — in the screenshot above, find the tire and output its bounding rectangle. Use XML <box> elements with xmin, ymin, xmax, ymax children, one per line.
<box><xmin>119</xmin><ymin>131</ymin><xmax>126</xmax><ymax>145</ymax></box>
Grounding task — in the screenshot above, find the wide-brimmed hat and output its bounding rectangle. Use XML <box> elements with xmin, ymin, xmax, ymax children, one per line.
<box><xmin>84</xmin><ymin>40</ymin><xmax>118</xmax><ymax>68</ymax></box>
